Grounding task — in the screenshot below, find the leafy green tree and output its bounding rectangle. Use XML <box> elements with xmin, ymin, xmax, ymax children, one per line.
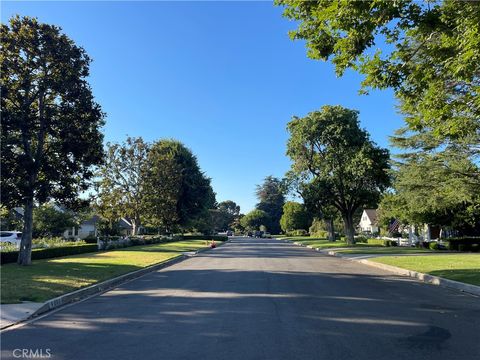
<box><xmin>255</xmin><ymin>176</ymin><xmax>286</xmax><ymax>234</ymax></box>
<box><xmin>143</xmin><ymin>140</ymin><xmax>215</xmax><ymax>233</ymax></box>
<box><xmin>276</xmin><ymin>0</ymin><xmax>480</xmax><ymax>150</ymax></box>
<box><xmin>286</xmin><ymin>105</ymin><xmax>390</xmax><ymax>244</ymax></box>
<box><xmin>285</xmin><ymin>171</ymin><xmax>338</xmax><ymax>240</ymax></box>
<box><xmin>280</xmin><ymin>201</ymin><xmax>310</xmax><ymax>233</ymax></box>
<box><xmin>379</xmin><ymin>153</ymin><xmax>480</xmax><ymax>232</ymax></box>
<box><xmin>1</xmin><ymin>17</ymin><xmax>104</xmax><ymax>265</ymax></box>
<box><xmin>212</xmin><ymin>200</ymin><xmax>241</xmax><ymax>231</ymax></box>
<box><xmin>96</xmin><ymin>137</ymin><xmax>149</xmax><ymax>235</ymax></box>
<box><xmin>240</xmin><ymin>209</ymin><xmax>269</xmax><ymax>231</ymax></box>
<box><xmin>32</xmin><ymin>204</ymin><xmax>76</xmax><ymax>237</ymax></box>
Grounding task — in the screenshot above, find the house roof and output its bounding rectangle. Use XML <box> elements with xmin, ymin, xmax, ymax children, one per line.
<box><xmin>364</xmin><ymin>209</ymin><xmax>378</xmax><ymax>225</ymax></box>
<box><xmin>118</xmin><ymin>218</ymin><xmax>133</xmax><ymax>229</ymax></box>
<box><xmin>82</xmin><ymin>215</ymin><xmax>100</xmax><ymax>225</ymax></box>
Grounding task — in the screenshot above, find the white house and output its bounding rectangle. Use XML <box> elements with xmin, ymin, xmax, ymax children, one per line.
<box><xmin>63</xmin><ymin>215</ymin><xmax>100</xmax><ymax>240</ymax></box>
<box><xmin>359</xmin><ymin>209</ymin><xmax>379</xmax><ymax>234</ymax></box>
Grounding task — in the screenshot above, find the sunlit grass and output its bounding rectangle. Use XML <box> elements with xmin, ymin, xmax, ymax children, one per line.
<box><xmin>1</xmin><ymin>240</ymin><xmax>217</xmax><ymax>304</ymax></box>
<box><xmin>372</xmin><ymin>254</ymin><xmax>480</xmax><ymax>286</ymax></box>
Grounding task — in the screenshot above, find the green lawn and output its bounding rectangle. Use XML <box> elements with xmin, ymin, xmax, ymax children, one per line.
<box><xmin>282</xmin><ymin>236</ymin><xmax>378</xmax><ymax>249</ymax></box>
<box><xmin>335</xmin><ymin>247</ymin><xmax>433</xmax><ymax>255</ymax></box>
<box><xmin>372</xmin><ymin>254</ymin><xmax>480</xmax><ymax>286</ymax></box>
<box><xmin>1</xmin><ymin>239</ymin><xmax>217</xmax><ymax>304</ymax></box>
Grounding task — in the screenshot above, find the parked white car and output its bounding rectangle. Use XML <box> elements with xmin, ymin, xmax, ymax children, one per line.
<box><xmin>0</xmin><ymin>231</ymin><xmax>22</xmax><ymax>247</ymax></box>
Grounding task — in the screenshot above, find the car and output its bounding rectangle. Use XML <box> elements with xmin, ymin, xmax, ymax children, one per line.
<box><xmin>262</xmin><ymin>232</ymin><xmax>272</xmax><ymax>239</ymax></box>
<box><xmin>0</xmin><ymin>231</ymin><xmax>22</xmax><ymax>247</ymax></box>
<box><xmin>226</xmin><ymin>230</ymin><xmax>233</xmax><ymax>236</ymax></box>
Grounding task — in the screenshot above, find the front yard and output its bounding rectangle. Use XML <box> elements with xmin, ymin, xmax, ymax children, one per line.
<box><xmin>371</xmin><ymin>254</ymin><xmax>480</xmax><ymax>286</ymax></box>
<box><xmin>1</xmin><ymin>239</ymin><xmax>218</xmax><ymax>304</ymax></box>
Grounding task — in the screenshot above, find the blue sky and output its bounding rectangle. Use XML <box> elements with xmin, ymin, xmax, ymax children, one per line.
<box><xmin>2</xmin><ymin>1</ymin><xmax>404</xmax><ymax>213</ymax></box>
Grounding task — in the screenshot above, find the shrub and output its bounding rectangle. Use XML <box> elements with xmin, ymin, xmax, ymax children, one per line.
<box><xmin>181</xmin><ymin>235</ymin><xmax>227</xmax><ymax>242</ymax></box>
<box><xmin>446</xmin><ymin>237</ymin><xmax>480</xmax><ymax>251</ymax></box>
<box><xmin>84</xmin><ymin>235</ymin><xmax>97</xmax><ymax>244</ymax></box>
<box><xmin>1</xmin><ymin>244</ymin><xmax>98</xmax><ymax>265</ymax></box>
<box><xmin>355</xmin><ymin>235</ymin><xmax>368</xmax><ymax>243</ymax></box>
<box><xmin>367</xmin><ymin>238</ymin><xmax>386</xmax><ymax>246</ymax></box>
<box><xmin>286</xmin><ymin>229</ymin><xmax>308</xmax><ymax>237</ymax></box>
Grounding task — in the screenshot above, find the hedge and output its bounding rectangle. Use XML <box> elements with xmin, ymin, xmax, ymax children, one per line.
<box><xmin>446</xmin><ymin>237</ymin><xmax>480</xmax><ymax>251</ymax></box>
<box><xmin>1</xmin><ymin>244</ymin><xmax>98</xmax><ymax>265</ymax></box>
<box><xmin>181</xmin><ymin>235</ymin><xmax>227</xmax><ymax>242</ymax></box>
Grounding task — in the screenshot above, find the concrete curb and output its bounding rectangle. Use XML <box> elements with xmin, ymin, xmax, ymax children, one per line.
<box><xmin>1</xmin><ymin>240</ymin><xmax>229</xmax><ymax>330</ymax></box>
<box><xmin>282</xmin><ymin>239</ymin><xmax>480</xmax><ymax>297</ymax></box>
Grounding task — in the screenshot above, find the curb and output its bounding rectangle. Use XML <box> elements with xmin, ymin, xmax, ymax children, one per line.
<box><xmin>1</xmin><ymin>240</ymin><xmax>229</xmax><ymax>330</ymax></box>
<box><xmin>282</xmin><ymin>239</ymin><xmax>480</xmax><ymax>297</ymax></box>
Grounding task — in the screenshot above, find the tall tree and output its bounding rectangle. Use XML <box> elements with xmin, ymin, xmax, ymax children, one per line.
<box><xmin>255</xmin><ymin>176</ymin><xmax>285</xmax><ymax>234</ymax></box>
<box><xmin>379</xmin><ymin>153</ymin><xmax>480</xmax><ymax>233</ymax></box>
<box><xmin>285</xmin><ymin>170</ymin><xmax>337</xmax><ymax>241</ymax></box>
<box><xmin>96</xmin><ymin>137</ymin><xmax>149</xmax><ymax>235</ymax></box>
<box><xmin>240</xmin><ymin>209</ymin><xmax>269</xmax><ymax>231</ymax></box>
<box><xmin>1</xmin><ymin>17</ymin><xmax>104</xmax><ymax>265</ymax></box>
<box><xmin>143</xmin><ymin>140</ymin><xmax>215</xmax><ymax>233</ymax></box>
<box><xmin>276</xmin><ymin>0</ymin><xmax>480</xmax><ymax>152</ymax></box>
<box><xmin>286</xmin><ymin>105</ymin><xmax>390</xmax><ymax>244</ymax></box>
<box><xmin>280</xmin><ymin>201</ymin><xmax>310</xmax><ymax>233</ymax></box>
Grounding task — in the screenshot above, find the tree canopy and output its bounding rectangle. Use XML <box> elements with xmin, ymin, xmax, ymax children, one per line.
<box><xmin>286</xmin><ymin>105</ymin><xmax>390</xmax><ymax>243</ymax></box>
<box><xmin>96</xmin><ymin>137</ymin><xmax>149</xmax><ymax>235</ymax></box>
<box><xmin>280</xmin><ymin>201</ymin><xmax>310</xmax><ymax>233</ymax></box>
<box><xmin>1</xmin><ymin>16</ymin><xmax>104</xmax><ymax>264</ymax></box>
<box><xmin>255</xmin><ymin>176</ymin><xmax>286</xmax><ymax>234</ymax></box>
<box><xmin>240</xmin><ymin>209</ymin><xmax>269</xmax><ymax>231</ymax></box>
<box><xmin>277</xmin><ymin>0</ymin><xmax>480</xmax><ymax>149</ymax></box>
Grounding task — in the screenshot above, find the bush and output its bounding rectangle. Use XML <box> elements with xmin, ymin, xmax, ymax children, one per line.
<box><xmin>446</xmin><ymin>237</ymin><xmax>480</xmax><ymax>251</ymax></box>
<box><xmin>181</xmin><ymin>235</ymin><xmax>227</xmax><ymax>242</ymax></box>
<box><xmin>355</xmin><ymin>235</ymin><xmax>368</xmax><ymax>243</ymax></box>
<box><xmin>367</xmin><ymin>238</ymin><xmax>386</xmax><ymax>246</ymax></box>
<box><xmin>286</xmin><ymin>229</ymin><xmax>308</xmax><ymax>237</ymax></box>
<box><xmin>84</xmin><ymin>235</ymin><xmax>97</xmax><ymax>244</ymax></box>
<box><xmin>1</xmin><ymin>244</ymin><xmax>98</xmax><ymax>265</ymax></box>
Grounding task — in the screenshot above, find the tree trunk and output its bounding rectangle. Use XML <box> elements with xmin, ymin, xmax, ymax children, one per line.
<box><xmin>343</xmin><ymin>213</ymin><xmax>355</xmax><ymax>245</ymax></box>
<box><xmin>132</xmin><ymin>216</ymin><xmax>141</xmax><ymax>236</ymax></box>
<box><xmin>324</xmin><ymin>218</ymin><xmax>335</xmax><ymax>242</ymax></box>
<box><xmin>17</xmin><ymin>197</ymin><xmax>34</xmax><ymax>265</ymax></box>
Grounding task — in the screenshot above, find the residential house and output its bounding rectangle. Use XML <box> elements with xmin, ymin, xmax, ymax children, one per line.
<box><xmin>359</xmin><ymin>209</ymin><xmax>379</xmax><ymax>234</ymax></box>
<box><xmin>64</xmin><ymin>215</ymin><xmax>100</xmax><ymax>240</ymax></box>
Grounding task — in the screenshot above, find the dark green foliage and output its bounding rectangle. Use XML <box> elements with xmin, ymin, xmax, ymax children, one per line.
<box><xmin>255</xmin><ymin>176</ymin><xmax>286</xmax><ymax>234</ymax></box>
<box><xmin>181</xmin><ymin>235</ymin><xmax>227</xmax><ymax>242</ymax></box>
<box><xmin>286</xmin><ymin>105</ymin><xmax>391</xmax><ymax>244</ymax></box>
<box><xmin>1</xmin><ymin>16</ymin><xmax>105</xmax><ymax>265</ymax></box>
<box><xmin>33</xmin><ymin>205</ymin><xmax>76</xmax><ymax>237</ymax></box>
<box><xmin>1</xmin><ymin>244</ymin><xmax>98</xmax><ymax>265</ymax></box>
<box><xmin>447</xmin><ymin>238</ymin><xmax>480</xmax><ymax>251</ymax></box>
<box><xmin>240</xmin><ymin>209</ymin><xmax>269</xmax><ymax>231</ymax></box>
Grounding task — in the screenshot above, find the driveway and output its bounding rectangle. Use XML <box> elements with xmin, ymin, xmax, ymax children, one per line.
<box><xmin>1</xmin><ymin>237</ymin><xmax>479</xmax><ymax>360</ymax></box>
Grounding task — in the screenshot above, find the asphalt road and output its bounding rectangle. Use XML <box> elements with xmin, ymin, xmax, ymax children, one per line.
<box><xmin>2</xmin><ymin>237</ymin><xmax>479</xmax><ymax>360</ymax></box>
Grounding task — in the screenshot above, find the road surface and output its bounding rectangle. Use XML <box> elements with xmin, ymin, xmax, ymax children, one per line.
<box><xmin>2</xmin><ymin>237</ymin><xmax>479</xmax><ymax>360</ymax></box>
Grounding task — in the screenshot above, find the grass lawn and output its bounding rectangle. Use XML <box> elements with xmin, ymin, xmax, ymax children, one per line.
<box><xmin>372</xmin><ymin>254</ymin><xmax>480</xmax><ymax>286</ymax></box>
<box><xmin>281</xmin><ymin>236</ymin><xmax>378</xmax><ymax>249</ymax></box>
<box><xmin>1</xmin><ymin>239</ymin><xmax>217</xmax><ymax>304</ymax></box>
<box><xmin>335</xmin><ymin>247</ymin><xmax>433</xmax><ymax>255</ymax></box>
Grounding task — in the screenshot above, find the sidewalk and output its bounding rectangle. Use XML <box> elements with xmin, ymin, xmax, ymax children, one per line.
<box><xmin>1</xmin><ymin>302</ymin><xmax>44</xmax><ymax>329</ymax></box>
